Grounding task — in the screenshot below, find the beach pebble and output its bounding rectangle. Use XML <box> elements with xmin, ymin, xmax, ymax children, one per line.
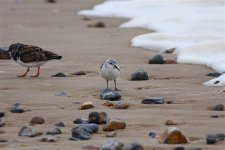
<box><xmin>0</xmin><ymin>139</ymin><xmax>8</xmax><ymax>143</ymax></box>
<box><xmin>55</xmin><ymin>91</ymin><xmax>67</xmax><ymax>96</ymax></box>
<box><xmin>74</xmin><ymin>118</ymin><xmax>89</xmax><ymax>124</ymax></box>
<box><xmin>212</xmin><ymin>104</ymin><xmax>224</xmax><ymax>111</ymax></box>
<box><xmin>166</xmin><ymin>100</ymin><xmax>174</xmax><ymax>104</ymax></box>
<box><xmin>131</xmin><ymin>70</ymin><xmax>149</xmax><ymax>81</ymax></box>
<box><xmin>0</xmin><ymin>47</ymin><xmax>11</xmax><ymax>59</ymax></box>
<box><xmin>165</xmin><ymin>120</ymin><xmax>178</xmax><ymax>126</ymax></box>
<box><xmin>82</xmin><ymin>145</ymin><xmax>100</xmax><ymax>150</ymax></box>
<box><xmin>100</xmin><ymin>88</ymin><xmax>122</xmax><ymax>101</ymax></box>
<box><xmin>123</xmin><ymin>142</ymin><xmax>144</xmax><ymax>150</ymax></box>
<box><xmin>18</xmin><ymin>126</ymin><xmax>42</xmax><ymax>137</ymax></box>
<box><xmin>106</xmin><ymin>131</ymin><xmax>117</xmax><ymax>138</ymax></box>
<box><xmin>51</xmin><ymin>72</ymin><xmax>66</xmax><ymax>77</ymax></box>
<box><xmin>30</xmin><ymin>116</ymin><xmax>45</xmax><ymax>124</ymax></box>
<box><xmin>149</xmin><ymin>55</ymin><xmax>164</xmax><ymax>64</ymax></box>
<box><xmin>0</xmin><ymin>112</ymin><xmax>5</xmax><ymax>118</ymax></box>
<box><xmin>206</xmin><ymin>133</ymin><xmax>225</xmax><ymax>144</ymax></box>
<box><xmin>149</xmin><ymin>132</ymin><xmax>157</xmax><ymax>138</ymax></box>
<box><xmin>71</xmin><ymin>125</ymin><xmax>96</xmax><ymax>140</ymax></box>
<box><xmin>41</xmin><ymin>135</ymin><xmax>56</xmax><ymax>142</ymax></box>
<box><xmin>114</xmin><ymin>102</ymin><xmax>129</xmax><ymax>109</ymax></box>
<box><xmin>102</xmin><ymin>101</ymin><xmax>115</xmax><ymax>107</ymax></box>
<box><xmin>164</xmin><ymin>59</ymin><xmax>177</xmax><ymax>64</ymax></box>
<box><xmin>83</xmin><ymin>17</ymin><xmax>92</xmax><ymax>21</ymax></box>
<box><xmin>46</xmin><ymin>0</ymin><xmax>56</xmax><ymax>3</ymax></box>
<box><xmin>11</xmin><ymin>103</ymin><xmax>25</xmax><ymax>113</ymax></box>
<box><xmin>206</xmin><ymin>72</ymin><xmax>221</xmax><ymax>77</ymax></box>
<box><xmin>173</xmin><ymin>147</ymin><xmax>185</xmax><ymax>150</ymax></box>
<box><xmin>102</xmin><ymin>139</ymin><xmax>124</xmax><ymax>150</ymax></box>
<box><xmin>80</xmin><ymin>102</ymin><xmax>94</xmax><ymax>110</ymax></box>
<box><xmin>0</xmin><ymin>119</ymin><xmax>5</xmax><ymax>127</ymax></box>
<box><xmin>0</xmin><ymin>129</ymin><xmax>5</xmax><ymax>134</ymax></box>
<box><xmin>46</xmin><ymin>127</ymin><xmax>62</xmax><ymax>135</ymax></box>
<box><xmin>70</xmin><ymin>70</ymin><xmax>86</xmax><ymax>76</ymax></box>
<box><xmin>76</xmin><ymin>124</ymin><xmax>99</xmax><ymax>134</ymax></box>
<box><xmin>55</xmin><ymin>121</ymin><xmax>65</xmax><ymax>127</ymax></box>
<box><xmin>88</xmin><ymin>22</ymin><xmax>106</xmax><ymax>28</ymax></box>
<box><xmin>142</xmin><ymin>97</ymin><xmax>165</xmax><ymax>104</ymax></box>
<box><xmin>159</xmin><ymin>127</ymin><xmax>188</xmax><ymax>144</ymax></box>
<box><xmin>88</xmin><ymin>111</ymin><xmax>108</xmax><ymax>124</ymax></box>
<box><xmin>103</xmin><ymin>120</ymin><xmax>126</xmax><ymax>131</ymax></box>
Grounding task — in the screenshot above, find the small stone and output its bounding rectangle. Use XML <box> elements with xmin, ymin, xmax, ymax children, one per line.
<box><xmin>114</xmin><ymin>102</ymin><xmax>129</xmax><ymax>109</ymax></box>
<box><xmin>88</xmin><ymin>22</ymin><xmax>105</xmax><ymax>28</ymax></box>
<box><xmin>55</xmin><ymin>91</ymin><xmax>67</xmax><ymax>96</ymax></box>
<box><xmin>41</xmin><ymin>135</ymin><xmax>56</xmax><ymax>142</ymax></box>
<box><xmin>100</xmin><ymin>88</ymin><xmax>122</xmax><ymax>101</ymax></box>
<box><xmin>46</xmin><ymin>127</ymin><xmax>62</xmax><ymax>135</ymax></box>
<box><xmin>71</xmin><ymin>127</ymin><xmax>91</xmax><ymax>140</ymax></box>
<box><xmin>166</xmin><ymin>100</ymin><xmax>174</xmax><ymax>104</ymax></box>
<box><xmin>188</xmin><ymin>148</ymin><xmax>202</xmax><ymax>150</ymax></box>
<box><xmin>149</xmin><ymin>55</ymin><xmax>164</xmax><ymax>64</ymax></box>
<box><xmin>206</xmin><ymin>133</ymin><xmax>225</xmax><ymax>144</ymax></box>
<box><xmin>71</xmin><ymin>70</ymin><xmax>86</xmax><ymax>76</ymax></box>
<box><xmin>149</xmin><ymin>132</ymin><xmax>157</xmax><ymax>138</ymax></box>
<box><xmin>102</xmin><ymin>139</ymin><xmax>124</xmax><ymax>150</ymax></box>
<box><xmin>0</xmin><ymin>112</ymin><xmax>5</xmax><ymax>118</ymax></box>
<box><xmin>0</xmin><ymin>139</ymin><xmax>8</xmax><ymax>143</ymax></box>
<box><xmin>82</xmin><ymin>145</ymin><xmax>100</xmax><ymax>150</ymax></box>
<box><xmin>164</xmin><ymin>48</ymin><xmax>176</xmax><ymax>53</ymax></box>
<box><xmin>0</xmin><ymin>129</ymin><xmax>5</xmax><ymax>134</ymax></box>
<box><xmin>83</xmin><ymin>17</ymin><xmax>92</xmax><ymax>21</ymax></box>
<box><xmin>73</xmin><ymin>118</ymin><xmax>89</xmax><ymax>124</ymax></box>
<box><xmin>210</xmin><ymin>115</ymin><xmax>219</xmax><ymax>118</ymax></box>
<box><xmin>164</xmin><ymin>59</ymin><xmax>177</xmax><ymax>64</ymax></box>
<box><xmin>165</xmin><ymin>120</ymin><xmax>178</xmax><ymax>126</ymax></box>
<box><xmin>212</xmin><ymin>104</ymin><xmax>224</xmax><ymax>111</ymax></box>
<box><xmin>88</xmin><ymin>111</ymin><xmax>108</xmax><ymax>124</ymax></box>
<box><xmin>76</xmin><ymin>124</ymin><xmax>99</xmax><ymax>134</ymax></box>
<box><xmin>18</xmin><ymin>126</ymin><xmax>42</xmax><ymax>137</ymax></box>
<box><xmin>11</xmin><ymin>103</ymin><xmax>24</xmax><ymax>113</ymax></box>
<box><xmin>51</xmin><ymin>72</ymin><xmax>66</xmax><ymax>77</ymax></box>
<box><xmin>173</xmin><ymin>147</ymin><xmax>185</xmax><ymax>150</ymax></box>
<box><xmin>46</xmin><ymin>0</ymin><xmax>56</xmax><ymax>3</ymax></box>
<box><xmin>106</xmin><ymin>131</ymin><xmax>117</xmax><ymax>138</ymax></box>
<box><xmin>123</xmin><ymin>142</ymin><xmax>144</xmax><ymax>150</ymax></box>
<box><xmin>0</xmin><ymin>47</ymin><xmax>11</xmax><ymax>59</ymax></box>
<box><xmin>0</xmin><ymin>119</ymin><xmax>5</xmax><ymax>127</ymax></box>
<box><xmin>142</xmin><ymin>97</ymin><xmax>165</xmax><ymax>104</ymax></box>
<box><xmin>159</xmin><ymin>127</ymin><xmax>188</xmax><ymax>144</ymax></box>
<box><xmin>131</xmin><ymin>70</ymin><xmax>149</xmax><ymax>81</ymax></box>
<box><xmin>103</xmin><ymin>120</ymin><xmax>126</xmax><ymax>131</ymax></box>
<box><xmin>30</xmin><ymin>116</ymin><xmax>45</xmax><ymax>124</ymax></box>
<box><xmin>206</xmin><ymin>72</ymin><xmax>221</xmax><ymax>77</ymax></box>
<box><xmin>80</xmin><ymin>102</ymin><xmax>94</xmax><ymax>110</ymax></box>
<box><xmin>102</xmin><ymin>101</ymin><xmax>115</xmax><ymax>107</ymax></box>
<box><xmin>55</xmin><ymin>121</ymin><xmax>65</xmax><ymax>127</ymax></box>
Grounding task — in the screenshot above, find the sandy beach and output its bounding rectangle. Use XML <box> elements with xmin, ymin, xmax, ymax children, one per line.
<box><xmin>0</xmin><ymin>0</ymin><xmax>225</xmax><ymax>150</ymax></box>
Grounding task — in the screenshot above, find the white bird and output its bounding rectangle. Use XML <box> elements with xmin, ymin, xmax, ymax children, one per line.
<box><xmin>100</xmin><ymin>58</ymin><xmax>120</xmax><ymax>90</ymax></box>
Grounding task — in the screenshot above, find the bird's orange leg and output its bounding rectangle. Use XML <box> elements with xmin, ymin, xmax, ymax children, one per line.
<box><xmin>17</xmin><ymin>68</ymin><xmax>30</xmax><ymax>77</ymax></box>
<box><xmin>30</xmin><ymin>67</ymin><xmax>40</xmax><ymax>77</ymax></box>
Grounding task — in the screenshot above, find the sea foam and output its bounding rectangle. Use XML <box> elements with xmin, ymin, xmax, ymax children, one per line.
<box><xmin>78</xmin><ymin>0</ymin><xmax>225</xmax><ymax>86</ymax></box>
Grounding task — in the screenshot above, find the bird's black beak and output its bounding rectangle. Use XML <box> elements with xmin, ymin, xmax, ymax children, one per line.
<box><xmin>114</xmin><ymin>65</ymin><xmax>120</xmax><ymax>71</ymax></box>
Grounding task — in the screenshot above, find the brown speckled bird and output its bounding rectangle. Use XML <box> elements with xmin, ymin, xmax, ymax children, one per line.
<box><xmin>8</xmin><ymin>43</ymin><xmax>62</xmax><ymax>77</ymax></box>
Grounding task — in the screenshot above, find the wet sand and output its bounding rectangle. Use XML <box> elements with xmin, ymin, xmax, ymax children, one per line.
<box><xmin>0</xmin><ymin>0</ymin><xmax>225</xmax><ymax>150</ymax></box>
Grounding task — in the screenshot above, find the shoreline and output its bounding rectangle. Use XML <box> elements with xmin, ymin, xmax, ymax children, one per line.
<box><xmin>0</xmin><ymin>0</ymin><xmax>225</xmax><ymax>150</ymax></box>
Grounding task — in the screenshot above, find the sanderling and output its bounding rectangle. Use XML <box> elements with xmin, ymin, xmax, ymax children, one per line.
<box><xmin>8</xmin><ymin>43</ymin><xmax>62</xmax><ymax>77</ymax></box>
<box><xmin>100</xmin><ymin>58</ymin><xmax>120</xmax><ymax>90</ymax></box>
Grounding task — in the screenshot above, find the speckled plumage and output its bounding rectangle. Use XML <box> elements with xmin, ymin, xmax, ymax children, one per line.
<box><xmin>8</xmin><ymin>43</ymin><xmax>62</xmax><ymax>77</ymax></box>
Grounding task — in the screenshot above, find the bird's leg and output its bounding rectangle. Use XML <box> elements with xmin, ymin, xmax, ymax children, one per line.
<box><xmin>30</xmin><ymin>67</ymin><xmax>40</xmax><ymax>77</ymax></box>
<box><xmin>107</xmin><ymin>80</ymin><xmax>109</xmax><ymax>89</ymax></box>
<box><xmin>17</xmin><ymin>68</ymin><xmax>29</xmax><ymax>77</ymax></box>
<box><xmin>114</xmin><ymin>79</ymin><xmax>120</xmax><ymax>91</ymax></box>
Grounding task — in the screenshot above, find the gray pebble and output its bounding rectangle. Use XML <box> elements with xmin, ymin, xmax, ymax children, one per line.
<box><xmin>131</xmin><ymin>70</ymin><xmax>149</xmax><ymax>81</ymax></box>
<box><xmin>142</xmin><ymin>97</ymin><xmax>165</xmax><ymax>104</ymax></box>
<box><xmin>102</xmin><ymin>139</ymin><xmax>124</xmax><ymax>150</ymax></box>
<box><xmin>100</xmin><ymin>88</ymin><xmax>122</xmax><ymax>101</ymax></box>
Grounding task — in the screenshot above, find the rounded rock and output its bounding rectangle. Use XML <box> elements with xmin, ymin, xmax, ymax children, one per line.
<box><xmin>88</xmin><ymin>111</ymin><xmax>108</xmax><ymax>124</ymax></box>
<box><xmin>149</xmin><ymin>55</ymin><xmax>164</xmax><ymax>64</ymax></box>
<box><xmin>80</xmin><ymin>102</ymin><xmax>94</xmax><ymax>110</ymax></box>
<box><xmin>212</xmin><ymin>104</ymin><xmax>224</xmax><ymax>111</ymax></box>
<box><xmin>30</xmin><ymin>116</ymin><xmax>45</xmax><ymax>124</ymax></box>
<box><xmin>103</xmin><ymin>120</ymin><xmax>126</xmax><ymax>131</ymax></box>
<box><xmin>131</xmin><ymin>70</ymin><xmax>149</xmax><ymax>81</ymax></box>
